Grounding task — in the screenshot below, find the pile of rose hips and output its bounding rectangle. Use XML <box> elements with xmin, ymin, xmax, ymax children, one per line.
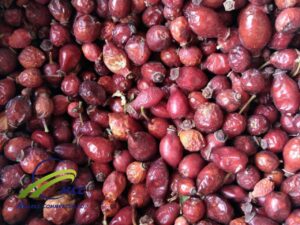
<box><xmin>0</xmin><ymin>0</ymin><xmax>300</xmax><ymax>224</ymax></box>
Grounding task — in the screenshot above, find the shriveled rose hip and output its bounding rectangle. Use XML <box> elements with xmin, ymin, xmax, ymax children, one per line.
<box><xmin>146</xmin><ymin>25</ymin><xmax>172</xmax><ymax>52</ymax></box>
<box><xmin>197</xmin><ymin>162</ymin><xmax>226</xmax><ymax>196</ymax></box>
<box><xmin>8</xmin><ymin>28</ymin><xmax>32</xmax><ymax>49</ymax></box>
<box><xmin>194</xmin><ymin>102</ymin><xmax>224</xmax><ymax>133</ymax></box>
<box><xmin>128</xmin><ymin>131</ymin><xmax>158</xmax><ymax>161</ymax></box>
<box><xmin>125</xmin><ymin>35</ymin><xmax>151</xmax><ymax>66</ymax></box>
<box><xmin>275</xmin><ymin>7</ymin><xmax>300</xmax><ymax>33</ymax></box>
<box><xmin>43</xmin><ymin>194</ymin><xmax>75</xmax><ymax>225</ymax></box>
<box><xmin>146</xmin><ymin>158</ymin><xmax>169</xmax><ymax>207</ymax></box>
<box><xmin>271</xmin><ymin>71</ymin><xmax>300</xmax><ymax>115</ymax></box>
<box><xmin>205</xmin><ymin>194</ymin><xmax>234</xmax><ymax>224</ymax></box>
<box><xmin>210</xmin><ymin>146</ymin><xmax>248</xmax><ymax>174</ymax></box>
<box><xmin>73</xmin><ymin>14</ymin><xmax>101</xmax><ymax>43</ymax></box>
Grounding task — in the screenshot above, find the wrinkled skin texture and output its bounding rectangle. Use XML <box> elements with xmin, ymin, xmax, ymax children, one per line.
<box><xmin>128</xmin><ymin>131</ymin><xmax>158</xmax><ymax>161</ymax></box>
<box><xmin>146</xmin><ymin>159</ymin><xmax>169</xmax><ymax>207</ymax></box>
<box><xmin>197</xmin><ymin>163</ymin><xmax>226</xmax><ymax>196</ymax></box>
<box><xmin>194</xmin><ymin>102</ymin><xmax>224</xmax><ymax>133</ymax></box>
<box><xmin>205</xmin><ymin>195</ymin><xmax>234</xmax><ymax>224</ymax></box>
<box><xmin>102</xmin><ymin>171</ymin><xmax>127</xmax><ymax>201</ymax></box>
<box><xmin>211</xmin><ymin>147</ymin><xmax>248</xmax><ymax>174</ymax></box>
<box><xmin>281</xmin><ymin>173</ymin><xmax>300</xmax><ymax>206</ymax></box>
<box><xmin>271</xmin><ymin>72</ymin><xmax>300</xmax><ymax>115</ymax></box>
<box><xmin>43</xmin><ymin>194</ymin><xmax>75</xmax><ymax>225</ymax></box>
<box><xmin>275</xmin><ymin>8</ymin><xmax>300</xmax><ymax>33</ymax></box>
<box><xmin>155</xmin><ymin>202</ymin><xmax>180</xmax><ymax>225</ymax></box>
<box><xmin>108</xmin><ymin>112</ymin><xmax>141</xmax><ymax>140</ymax></box>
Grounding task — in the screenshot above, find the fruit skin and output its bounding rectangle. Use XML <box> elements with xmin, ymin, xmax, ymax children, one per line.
<box><xmin>271</xmin><ymin>72</ymin><xmax>300</xmax><ymax>115</ymax></box>
<box><xmin>78</xmin><ymin>136</ymin><xmax>114</xmax><ymax>163</ymax></box>
<box><xmin>167</xmin><ymin>85</ymin><xmax>189</xmax><ymax>119</ymax></box>
<box><xmin>197</xmin><ymin>162</ymin><xmax>226</xmax><ymax>196</ymax></box>
<box><xmin>264</xmin><ymin>192</ymin><xmax>291</xmax><ymax>222</ymax></box>
<box><xmin>146</xmin><ymin>158</ymin><xmax>169</xmax><ymax>207</ymax></box>
<box><xmin>128</xmin><ymin>131</ymin><xmax>158</xmax><ymax>161</ymax></box>
<box><xmin>275</xmin><ymin>8</ymin><xmax>300</xmax><ymax>33</ymax></box>
<box><xmin>205</xmin><ymin>194</ymin><xmax>234</xmax><ymax>224</ymax></box>
<box><xmin>2</xmin><ymin>195</ymin><xmax>30</xmax><ymax>224</ymax></box>
<box><xmin>283</xmin><ymin>137</ymin><xmax>300</xmax><ymax>174</ymax></box>
<box><xmin>185</xmin><ymin>5</ymin><xmax>228</xmax><ymax>38</ymax></box>
<box><xmin>238</xmin><ymin>4</ymin><xmax>272</xmax><ymax>53</ymax></box>
<box><xmin>210</xmin><ymin>146</ymin><xmax>248</xmax><ymax>174</ymax></box>
<box><xmin>103</xmin><ymin>171</ymin><xmax>127</xmax><ymax>201</ymax></box>
<box><xmin>43</xmin><ymin>194</ymin><xmax>75</xmax><ymax>225</ymax></box>
<box><xmin>194</xmin><ymin>102</ymin><xmax>224</xmax><ymax>133</ymax></box>
<box><xmin>160</xmin><ymin>128</ymin><xmax>183</xmax><ymax>168</ymax></box>
<box><xmin>155</xmin><ymin>202</ymin><xmax>180</xmax><ymax>225</ymax></box>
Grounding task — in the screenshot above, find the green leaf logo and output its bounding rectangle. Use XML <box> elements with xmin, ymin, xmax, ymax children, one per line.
<box><xmin>18</xmin><ymin>169</ymin><xmax>77</xmax><ymax>199</ymax></box>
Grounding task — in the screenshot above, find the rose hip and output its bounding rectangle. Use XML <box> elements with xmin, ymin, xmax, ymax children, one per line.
<box><xmin>194</xmin><ymin>102</ymin><xmax>224</xmax><ymax>133</ymax></box>
<box><xmin>59</xmin><ymin>44</ymin><xmax>81</xmax><ymax>72</ymax></box>
<box><xmin>261</xmin><ymin>128</ymin><xmax>288</xmax><ymax>153</ymax></box>
<box><xmin>146</xmin><ymin>158</ymin><xmax>169</xmax><ymax>207</ymax></box>
<box><xmin>79</xmin><ymin>136</ymin><xmax>114</xmax><ymax>163</ymax></box>
<box><xmin>264</xmin><ymin>192</ymin><xmax>291</xmax><ymax>222</ymax></box>
<box><xmin>48</xmin><ymin>0</ymin><xmax>72</xmax><ymax>24</ymax></box>
<box><xmin>2</xmin><ymin>195</ymin><xmax>30</xmax><ymax>224</ymax></box>
<box><xmin>74</xmin><ymin>199</ymin><xmax>101</xmax><ymax>225</ymax></box>
<box><xmin>197</xmin><ymin>163</ymin><xmax>226</xmax><ymax>196</ymax></box>
<box><xmin>174</xmin><ymin>66</ymin><xmax>208</xmax><ymax>92</ymax></box>
<box><xmin>146</xmin><ymin>25</ymin><xmax>172</xmax><ymax>52</ymax></box>
<box><xmin>203</xmin><ymin>53</ymin><xmax>231</xmax><ymax>75</ymax></box>
<box><xmin>142</xmin><ymin>5</ymin><xmax>164</xmax><ymax>27</ymax></box>
<box><xmin>283</xmin><ymin>137</ymin><xmax>300</xmax><ymax>174</ymax></box>
<box><xmin>211</xmin><ymin>146</ymin><xmax>248</xmax><ymax>173</ymax></box>
<box><xmin>185</xmin><ymin>4</ymin><xmax>228</xmax><ymax>38</ymax></box>
<box><xmin>125</xmin><ymin>35</ymin><xmax>151</xmax><ymax>66</ymax></box>
<box><xmin>72</xmin><ymin>0</ymin><xmax>95</xmax><ymax>14</ymax></box>
<box><xmin>238</xmin><ymin>4</ymin><xmax>272</xmax><ymax>53</ymax></box>
<box><xmin>271</xmin><ymin>71</ymin><xmax>300</xmax><ymax>115</ymax></box>
<box><xmin>247</xmin><ymin>114</ymin><xmax>270</xmax><ymax>136</ymax></box>
<box><xmin>160</xmin><ymin>127</ymin><xmax>183</xmax><ymax>168</ymax></box>
<box><xmin>205</xmin><ymin>194</ymin><xmax>234</xmax><ymax>224</ymax></box>
<box><xmin>167</xmin><ymin>85</ymin><xmax>189</xmax><ymax>119</ymax></box>
<box><xmin>73</xmin><ymin>14</ymin><xmax>101</xmax><ymax>43</ymax></box>
<box><xmin>182</xmin><ymin>197</ymin><xmax>206</xmax><ymax>223</ymax></box>
<box><xmin>43</xmin><ymin>194</ymin><xmax>75</xmax><ymax>224</ymax></box>
<box><xmin>275</xmin><ymin>8</ymin><xmax>300</xmax><ymax>33</ymax></box>
<box><xmin>221</xmin><ymin>185</ymin><xmax>248</xmax><ymax>203</ymax></box>
<box><xmin>130</xmin><ymin>87</ymin><xmax>165</xmax><ymax>111</ymax></box>
<box><xmin>128</xmin><ymin>131</ymin><xmax>158</xmax><ymax>161</ymax></box>
<box><xmin>236</xmin><ymin>165</ymin><xmax>261</xmax><ymax>190</ymax></box>
<box><xmin>155</xmin><ymin>202</ymin><xmax>180</xmax><ymax>225</ymax></box>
